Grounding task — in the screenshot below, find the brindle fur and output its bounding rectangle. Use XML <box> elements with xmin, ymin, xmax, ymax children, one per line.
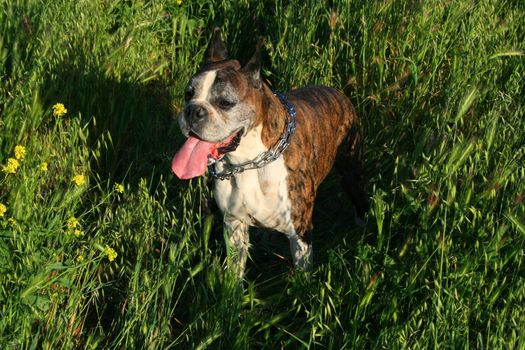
<box><xmin>254</xmin><ymin>84</ymin><xmax>368</xmax><ymax>245</ymax></box>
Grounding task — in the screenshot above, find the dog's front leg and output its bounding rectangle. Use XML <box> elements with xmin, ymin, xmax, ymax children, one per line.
<box><xmin>224</xmin><ymin>215</ymin><xmax>250</xmax><ymax>278</ymax></box>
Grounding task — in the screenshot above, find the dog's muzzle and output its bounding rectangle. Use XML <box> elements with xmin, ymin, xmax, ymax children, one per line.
<box><xmin>184</xmin><ymin>104</ymin><xmax>208</xmax><ymax>127</ymax></box>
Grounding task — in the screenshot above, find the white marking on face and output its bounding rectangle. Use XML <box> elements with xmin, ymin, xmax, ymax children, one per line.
<box><xmin>182</xmin><ymin>69</ymin><xmax>225</xmax><ymax>140</ymax></box>
<box><xmin>194</xmin><ymin>70</ymin><xmax>217</xmax><ymax>101</ymax></box>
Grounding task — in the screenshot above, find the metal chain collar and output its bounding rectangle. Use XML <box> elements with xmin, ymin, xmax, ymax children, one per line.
<box><xmin>208</xmin><ymin>92</ymin><xmax>297</xmax><ymax>180</ymax></box>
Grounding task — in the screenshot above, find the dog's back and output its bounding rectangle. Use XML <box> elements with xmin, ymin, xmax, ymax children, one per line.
<box><xmin>281</xmin><ymin>85</ymin><xmax>368</xmax><ymax>234</ymax></box>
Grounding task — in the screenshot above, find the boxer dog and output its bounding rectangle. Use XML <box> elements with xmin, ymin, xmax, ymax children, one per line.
<box><xmin>172</xmin><ymin>28</ymin><xmax>368</xmax><ymax>277</ymax></box>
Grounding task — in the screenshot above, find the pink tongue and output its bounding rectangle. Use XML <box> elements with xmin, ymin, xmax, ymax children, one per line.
<box><xmin>171</xmin><ymin>136</ymin><xmax>219</xmax><ymax>179</ymax></box>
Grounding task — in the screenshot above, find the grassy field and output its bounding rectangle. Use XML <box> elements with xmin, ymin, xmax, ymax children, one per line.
<box><xmin>1</xmin><ymin>0</ymin><xmax>524</xmax><ymax>348</ymax></box>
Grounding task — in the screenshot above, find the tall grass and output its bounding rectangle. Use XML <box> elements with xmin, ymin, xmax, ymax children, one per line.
<box><xmin>1</xmin><ymin>0</ymin><xmax>524</xmax><ymax>348</ymax></box>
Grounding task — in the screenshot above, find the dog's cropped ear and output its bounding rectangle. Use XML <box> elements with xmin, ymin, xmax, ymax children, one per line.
<box><xmin>204</xmin><ymin>27</ymin><xmax>228</xmax><ymax>63</ymax></box>
<box><xmin>241</xmin><ymin>37</ymin><xmax>265</xmax><ymax>89</ymax></box>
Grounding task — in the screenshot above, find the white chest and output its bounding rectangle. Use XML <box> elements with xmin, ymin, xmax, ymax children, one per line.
<box><xmin>212</xmin><ymin>126</ymin><xmax>295</xmax><ymax>236</ymax></box>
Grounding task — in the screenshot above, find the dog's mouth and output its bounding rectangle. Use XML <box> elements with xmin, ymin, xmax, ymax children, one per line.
<box><xmin>171</xmin><ymin>129</ymin><xmax>243</xmax><ymax>180</ymax></box>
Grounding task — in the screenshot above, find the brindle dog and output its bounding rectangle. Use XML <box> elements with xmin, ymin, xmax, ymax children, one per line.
<box><xmin>172</xmin><ymin>28</ymin><xmax>368</xmax><ymax>276</ymax></box>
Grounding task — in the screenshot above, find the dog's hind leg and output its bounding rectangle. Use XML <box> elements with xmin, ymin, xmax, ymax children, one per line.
<box><xmin>336</xmin><ymin>124</ymin><xmax>369</xmax><ymax>224</ymax></box>
<box><xmin>224</xmin><ymin>215</ymin><xmax>250</xmax><ymax>278</ymax></box>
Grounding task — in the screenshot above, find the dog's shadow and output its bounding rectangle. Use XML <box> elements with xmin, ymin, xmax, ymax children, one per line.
<box><xmin>38</xmin><ymin>57</ymin><xmax>184</xmax><ymax>188</ymax></box>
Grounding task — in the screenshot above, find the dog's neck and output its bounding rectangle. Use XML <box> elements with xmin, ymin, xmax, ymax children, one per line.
<box><xmin>258</xmin><ymin>84</ymin><xmax>288</xmax><ymax>149</ymax></box>
<box><xmin>225</xmin><ymin>84</ymin><xmax>288</xmax><ymax>163</ymax></box>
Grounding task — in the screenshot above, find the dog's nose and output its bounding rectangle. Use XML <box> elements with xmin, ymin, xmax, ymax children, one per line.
<box><xmin>185</xmin><ymin>104</ymin><xmax>207</xmax><ymax>124</ymax></box>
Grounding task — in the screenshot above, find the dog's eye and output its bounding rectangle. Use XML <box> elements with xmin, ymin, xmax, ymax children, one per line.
<box><xmin>184</xmin><ymin>87</ymin><xmax>195</xmax><ymax>101</ymax></box>
<box><xmin>217</xmin><ymin>98</ymin><xmax>235</xmax><ymax>110</ymax></box>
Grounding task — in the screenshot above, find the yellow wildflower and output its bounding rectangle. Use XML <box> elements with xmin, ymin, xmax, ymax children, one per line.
<box><xmin>66</xmin><ymin>216</ymin><xmax>79</xmax><ymax>229</ymax></box>
<box><xmin>73</xmin><ymin>229</ymin><xmax>84</xmax><ymax>237</ymax></box>
<box><xmin>0</xmin><ymin>203</ymin><xmax>6</xmax><ymax>217</ymax></box>
<box><xmin>2</xmin><ymin>158</ymin><xmax>19</xmax><ymax>174</ymax></box>
<box><xmin>65</xmin><ymin>217</ymin><xmax>85</xmax><ymax>237</ymax></box>
<box><xmin>104</xmin><ymin>246</ymin><xmax>118</xmax><ymax>262</ymax></box>
<box><xmin>76</xmin><ymin>255</ymin><xmax>84</xmax><ymax>263</ymax></box>
<box><xmin>176</xmin><ymin>0</ymin><xmax>182</xmax><ymax>5</ymax></box>
<box><xmin>40</xmin><ymin>162</ymin><xmax>48</xmax><ymax>172</ymax></box>
<box><xmin>14</xmin><ymin>145</ymin><xmax>26</xmax><ymax>160</ymax></box>
<box><xmin>72</xmin><ymin>174</ymin><xmax>86</xmax><ymax>186</ymax></box>
<box><xmin>52</xmin><ymin>103</ymin><xmax>67</xmax><ymax>117</ymax></box>
<box><xmin>114</xmin><ymin>183</ymin><xmax>125</xmax><ymax>193</ymax></box>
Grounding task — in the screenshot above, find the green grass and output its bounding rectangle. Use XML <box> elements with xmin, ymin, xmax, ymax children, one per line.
<box><xmin>1</xmin><ymin>0</ymin><xmax>524</xmax><ymax>348</ymax></box>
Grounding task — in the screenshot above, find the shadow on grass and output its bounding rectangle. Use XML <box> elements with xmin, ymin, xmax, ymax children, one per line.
<box><xmin>37</xmin><ymin>55</ymin><xmax>193</xmax><ymax>337</ymax></box>
<box><xmin>38</xmin><ymin>56</ymin><xmax>184</xmax><ymax>190</ymax></box>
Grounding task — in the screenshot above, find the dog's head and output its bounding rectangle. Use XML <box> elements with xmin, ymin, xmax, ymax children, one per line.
<box><xmin>172</xmin><ymin>28</ymin><xmax>265</xmax><ymax>179</ymax></box>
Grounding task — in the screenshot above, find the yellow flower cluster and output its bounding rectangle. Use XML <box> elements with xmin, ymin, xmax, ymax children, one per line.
<box><xmin>66</xmin><ymin>216</ymin><xmax>84</xmax><ymax>237</ymax></box>
<box><xmin>67</xmin><ymin>216</ymin><xmax>79</xmax><ymax>228</ymax></box>
<box><xmin>2</xmin><ymin>145</ymin><xmax>26</xmax><ymax>174</ymax></box>
<box><xmin>2</xmin><ymin>158</ymin><xmax>19</xmax><ymax>174</ymax></box>
<box><xmin>40</xmin><ymin>162</ymin><xmax>48</xmax><ymax>172</ymax></box>
<box><xmin>52</xmin><ymin>103</ymin><xmax>67</xmax><ymax>117</ymax></box>
<box><xmin>14</xmin><ymin>145</ymin><xmax>26</xmax><ymax>160</ymax></box>
<box><xmin>104</xmin><ymin>246</ymin><xmax>118</xmax><ymax>262</ymax></box>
